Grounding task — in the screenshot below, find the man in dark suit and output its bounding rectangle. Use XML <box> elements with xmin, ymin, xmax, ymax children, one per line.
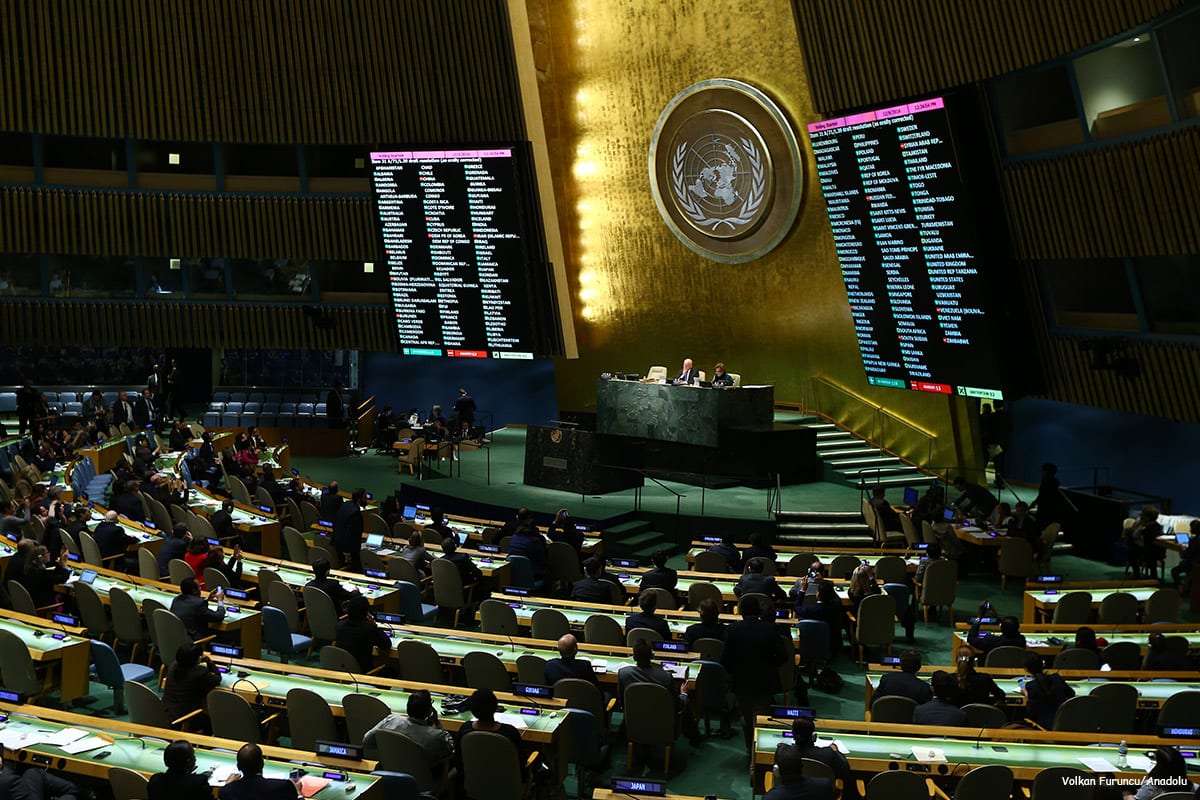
<box><xmin>133</xmin><ymin>388</ymin><xmax>158</xmax><ymax>429</ymax></box>
<box><xmin>546</xmin><ymin>509</ymin><xmax>583</xmax><ymax>557</ymax></box>
<box><xmin>707</xmin><ymin>534</ymin><xmax>742</xmax><ymax>573</ymax></box>
<box><xmin>93</xmin><ymin>509</ymin><xmax>138</xmax><ymax>560</ymax></box>
<box><xmin>638</xmin><ymin>549</ymin><xmax>677</xmax><ymax>592</ymax></box>
<box><xmin>210</xmin><ymin>499</ymin><xmax>235</xmax><ymax>542</ymax></box>
<box><xmin>507</xmin><ymin>524</ymin><xmax>549</xmax><ymax>584</ymax></box>
<box><xmin>775</xmin><ymin>717</ymin><xmax>849</xmax><ymax>795</ymax></box>
<box><xmin>571</xmin><ymin>556</ymin><xmax>618</xmax><ymax>604</ymax></box>
<box><xmin>765</xmin><ymin>741</ymin><xmax>836</xmax><ymax>800</ymax></box>
<box><xmin>306</xmin><ymin>558</ymin><xmax>358</xmax><ymax>611</ymax></box>
<box><xmin>873</xmin><ymin>649</ymin><xmax>932</xmax><ymax>704</ymax></box>
<box><xmin>218</xmin><ymin>743</ymin><xmax>301</xmax><ymax>800</ymax></box>
<box><xmin>735</xmin><ymin>557</ymin><xmax>788</xmax><ymax>602</ymax></box>
<box><xmin>111</xmin><ymin>391</ymin><xmax>135</xmax><ymax>428</ymax></box>
<box><xmin>0</xmin><ymin>751</ymin><xmax>84</xmax><ymax>800</ymax></box>
<box><xmin>439</xmin><ymin>536</ymin><xmax>483</xmax><ymax>589</ymax></box>
<box><xmin>169</xmin><ymin>577</ymin><xmax>225</xmax><ymax>640</ymax></box>
<box><xmin>334</xmin><ymin>594</ymin><xmax>391</xmax><ymax>674</ymax></box>
<box><xmin>111</xmin><ymin>479</ymin><xmax>147</xmax><ymax>523</ymax></box>
<box><xmin>743</xmin><ymin>531</ymin><xmax>777</xmax><ymax>566</ymax></box>
<box><xmin>319</xmin><ymin>481</ymin><xmax>343</xmax><ymax>522</ymax></box>
<box><xmin>625</xmin><ymin>589</ymin><xmax>672</xmax><ymax>640</ymax></box>
<box><xmin>158</xmin><ymin>523</ymin><xmax>191</xmax><ymax>577</ymax></box>
<box><xmin>675</xmin><ymin>358</ymin><xmax>699</xmax><ymax>384</ymax></box>
<box><xmin>722</xmin><ymin>595</ymin><xmax>788</xmax><ymax>753</ymax></box>
<box><xmin>326</xmin><ymin>383</ymin><xmax>346</xmax><ymax>428</ymax></box>
<box><xmin>544</xmin><ymin>634</ymin><xmax>598</xmax><ymax>688</ymax></box>
<box><xmin>332</xmin><ymin>487</ymin><xmax>366</xmax><ymax>572</ymax></box>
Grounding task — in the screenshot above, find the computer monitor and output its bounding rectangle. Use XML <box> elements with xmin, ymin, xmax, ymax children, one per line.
<box><xmin>1177</xmin><ymin>533</ymin><xmax>1190</xmax><ymax>545</ymax></box>
<box><xmin>403</xmin><ymin>505</ymin><xmax>416</xmax><ymax>519</ymax></box>
<box><xmin>902</xmin><ymin>487</ymin><xmax>918</xmax><ymax>506</ymax></box>
<box><xmin>365</xmin><ymin>533</ymin><xmax>384</xmax><ymax>549</ymax></box>
<box><xmin>942</xmin><ymin>507</ymin><xmax>956</xmax><ymax>521</ymax></box>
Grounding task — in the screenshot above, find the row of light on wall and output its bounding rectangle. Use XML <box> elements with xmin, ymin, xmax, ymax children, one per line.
<box><xmin>571</xmin><ymin>1</ymin><xmax>601</xmax><ymax>322</ymax></box>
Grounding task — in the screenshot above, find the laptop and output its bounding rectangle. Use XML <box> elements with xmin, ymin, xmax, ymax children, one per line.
<box><xmin>364</xmin><ymin>533</ymin><xmax>396</xmax><ymax>556</ymax></box>
<box><xmin>68</xmin><ymin>569</ymin><xmax>98</xmax><ymax>586</ymax></box>
<box><xmin>1177</xmin><ymin>533</ymin><xmax>1190</xmax><ymax>545</ymax></box>
<box><xmin>402</xmin><ymin>505</ymin><xmax>416</xmax><ymax>521</ymax></box>
<box><xmin>902</xmin><ymin>487</ymin><xmax>918</xmax><ymax>506</ymax></box>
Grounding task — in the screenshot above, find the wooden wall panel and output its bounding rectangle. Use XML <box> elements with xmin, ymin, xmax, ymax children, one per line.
<box><xmin>0</xmin><ymin>0</ymin><xmax>526</xmax><ymax>145</ymax></box>
<box><xmin>1004</xmin><ymin>127</ymin><xmax>1200</xmax><ymax>260</ymax></box>
<box><xmin>791</xmin><ymin>0</ymin><xmax>1180</xmax><ymax>113</ymax></box>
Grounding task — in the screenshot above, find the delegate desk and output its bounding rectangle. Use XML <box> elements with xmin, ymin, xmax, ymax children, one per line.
<box><xmin>752</xmin><ymin>716</ymin><xmax>1200</xmax><ymax>794</ymax></box>
<box><xmin>596</xmin><ymin>378</ymin><xmax>773</xmax><ymax>448</ymax></box>
<box><xmin>492</xmin><ymin>594</ymin><xmax>771</xmax><ymax>643</ymax></box>
<box><xmin>685</xmin><ymin>541</ymin><xmax>922</xmax><ymax>574</ymax></box>
<box><xmin>863</xmin><ymin>666</ymin><xmax>1200</xmax><ymax>715</ymax></box>
<box><xmin>410</xmin><ymin>510</ymin><xmax>604</xmax><ymax>556</ymax></box>
<box><xmin>57</xmin><ymin>564</ymin><xmax>263</xmax><ymax>658</ymax></box>
<box><xmin>0</xmin><ymin>609</ymin><xmax>91</xmax><ymax>703</ymax></box>
<box><xmin>379</xmin><ymin>624</ymin><xmax>700</xmax><ymax>687</ymax></box>
<box><xmin>238</xmin><ymin>552</ymin><xmax>400</xmax><ymax>612</ymax></box>
<box><xmin>86</xmin><ymin>506</ymin><xmax>163</xmax><ymax>555</ymax></box>
<box><xmin>0</xmin><ymin>703</ymin><xmax>380</xmax><ymax>797</ymax></box>
<box><xmin>187</xmin><ymin>486</ymin><xmax>282</xmax><ymax>556</ymax></box>
<box><xmin>1023</xmin><ymin>580</ymin><xmax>1160</xmax><ymax>623</ymax></box>
<box><xmin>78</xmin><ymin>437</ymin><xmax>130</xmax><ymax>476</ymax></box>
<box><xmin>954</xmin><ymin>523</ymin><xmax>1006</xmax><ymax>548</ymax></box>
<box><xmin>954</xmin><ymin>622</ymin><xmax>1200</xmax><ymax>658</ymax></box>
<box><xmin>208</xmin><ymin>654</ymin><xmax>567</xmax><ymax>746</ymax></box>
<box><xmin>612</xmin><ymin>565</ymin><xmax>852</xmax><ymax>607</ymax></box>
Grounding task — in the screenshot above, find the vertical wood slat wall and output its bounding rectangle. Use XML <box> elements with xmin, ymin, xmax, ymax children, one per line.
<box><xmin>1003</xmin><ymin>127</ymin><xmax>1200</xmax><ymax>260</ymax></box>
<box><xmin>789</xmin><ymin>0</ymin><xmax>1180</xmax><ymax>113</ymax></box>
<box><xmin>0</xmin><ymin>0</ymin><xmax>526</xmax><ymax>144</ymax></box>
<box><xmin>0</xmin><ymin>300</ymin><xmax>392</xmax><ymax>351</ymax></box>
<box><xmin>0</xmin><ymin>187</ymin><xmax>377</xmax><ymax>260</ymax></box>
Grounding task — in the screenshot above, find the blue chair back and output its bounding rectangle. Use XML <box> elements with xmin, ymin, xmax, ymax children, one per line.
<box><xmin>563</xmin><ymin>708</ymin><xmax>607</xmax><ymax>770</ymax></box>
<box><xmin>89</xmin><ymin>639</ymin><xmax>123</xmax><ymax>689</ymax></box>
<box><xmin>692</xmin><ymin>659</ymin><xmax>732</xmax><ymax>717</ymax></box>
<box><xmin>396</xmin><ymin>581</ymin><xmax>435</xmax><ymax>622</ymax></box>
<box><xmin>797</xmin><ymin>619</ymin><xmax>832</xmax><ymax>664</ymax></box>
<box><xmin>506</xmin><ymin>554</ymin><xmax>535</xmax><ymax>589</ymax></box>
<box><xmin>262</xmin><ymin>606</ymin><xmax>293</xmax><ymax>653</ymax></box>
<box><xmin>883</xmin><ymin>582</ymin><xmax>912</xmax><ymax>616</ymax></box>
<box><xmin>368</xmin><ymin>771</ymin><xmax>420</xmax><ymax>800</ymax></box>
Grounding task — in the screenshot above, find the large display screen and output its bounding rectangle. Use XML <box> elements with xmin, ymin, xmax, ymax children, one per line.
<box><xmin>808</xmin><ymin>97</ymin><xmax>1004</xmax><ymax>400</ymax></box>
<box><xmin>370</xmin><ymin>147</ymin><xmax>552</xmax><ymax>359</ymax></box>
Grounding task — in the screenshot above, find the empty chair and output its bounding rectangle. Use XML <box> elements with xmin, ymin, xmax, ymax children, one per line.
<box><xmin>862</xmin><ymin>767</ymin><xmax>931</xmax><ymax>800</ymax></box>
<box><xmin>1029</xmin><ymin>767</ymin><xmax>1091</xmax><ymax>800</ymax></box>
<box><xmin>168</xmin><ymin>558</ymin><xmax>195</xmax><ymax>586</ymax></box>
<box><xmin>1051</xmin><ymin>695</ymin><xmax>1103</xmax><ymax>732</ymax></box>
<box><xmin>853</xmin><ymin>593</ymin><xmax>895</xmax><ymax>663</ymax></box>
<box><xmin>693</xmin><ymin>550</ymin><xmax>731</xmax><ymax>573</ymax></box>
<box><xmin>985</xmin><ymin>646</ymin><xmax>1031</xmax><ymax>668</ymax></box>
<box><xmin>919</xmin><ymin>559</ymin><xmax>958</xmax><ymax>623</ymax></box>
<box><xmin>319</xmin><ymin>645</ymin><xmax>362</xmax><ymax>672</ymax></box>
<box><xmin>479</xmin><ymin>599</ymin><xmax>520</xmax><ymax>636</ymax></box>
<box><xmin>686</xmin><ymin>581</ymin><xmax>722</xmax><ymax>611</ymax></box>
<box><xmin>267</xmin><ymin>581</ymin><xmax>304</xmax><ymax>633</ymax></box>
<box><xmin>627</xmin><ymin>627</ymin><xmax>664</xmax><ymax>646</ymax></box>
<box><xmin>6</xmin><ymin>581</ymin><xmax>47</xmax><ymax>617</ymax></box>
<box><xmin>396</xmin><ymin>639</ymin><xmax>444</xmax><ymax>684</ymax></box>
<box><xmin>431</xmin><ymin>557</ymin><xmax>475</xmax><ymax>627</ymax></box>
<box><xmin>1051</xmin><ymin>591</ymin><xmax>1093</xmax><ymax>625</ymax></box>
<box><xmin>692</xmin><ymin>660</ymin><xmax>734</xmax><ymax>738</ymax></box>
<box><xmin>516</xmin><ymin>654</ymin><xmax>547</xmax><ymax>686</ymax></box>
<box><xmin>623</xmin><ymin>682</ymin><xmax>677</xmax><ymax>776</ymax></box>
<box><xmin>137</xmin><ymin>547</ymin><xmax>160</xmax><ymax>580</ymax></box>
<box><xmin>873</xmin><ymin>555</ymin><xmax>907</xmax><ymax>585</ymax></box>
<box><xmin>302</xmin><ymin>586</ymin><xmax>339</xmax><ymax>643</ymax></box>
<box><xmin>1102</xmin><ymin>641</ymin><xmax>1142</xmax><ymax>671</ymax></box>
<box><xmin>998</xmin><ymin>538</ymin><xmax>1034</xmax><ymax>591</ymax></box>
<box><xmin>531</xmin><ymin>608</ymin><xmax>571</xmax><ymax>641</ymax></box>
<box><xmin>797</xmin><ymin>620</ymin><xmax>832</xmax><ymax>682</ymax></box>
<box><xmin>74</xmin><ymin>581</ymin><xmax>112</xmax><ymax>640</ymax></box>
<box><xmin>1052</xmin><ymin>647</ymin><xmax>1100</xmax><ymax>670</ymax></box>
<box><xmin>583</xmin><ymin>614</ymin><xmax>624</xmax><ymax>647</ymax></box>
<box><xmin>462</xmin><ymin>729</ymin><xmax>534</xmax><ymax>800</ymax></box>
<box><xmin>344</xmin><ymin>692</ymin><xmax>390</xmax><ymax>751</ymax></box>
<box><xmin>207</xmin><ymin>689</ymin><xmax>279</xmax><ymax>744</ymax></box>
<box><xmin>1158</xmin><ymin>691</ymin><xmax>1200</xmax><ymax>730</ymax></box>
<box><xmin>961</xmin><ymin>703</ymin><xmax>1007</xmax><ymax>729</ymax></box>
<box><xmin>870</xmin><ymin>695</ymin><xmax>916</xmax><ymax>723</ymax></box>
<box><xmin>945</xmin><ymin>765</ymin><xmax>1012</xmax><ymax>800</ymax></box>
<box><xmin>1097</xmin><ymin>591</ymin><xmax>1138</xmax><ymax>625</ymax></box>
<box><xmin>1089</xmin><ymin>682</ymin><xmax>1137</xmax><ymax>734</ymax></box>
<box><xmin>1144</xmin><ymin>587</ymin><xmax>1181</xmax><ymax>623</ymax></box>
<box><xmin>110</xmin><ymin>586</ymin><xmax>150</xmax><ymax>664</ymax></box>
<box><xmin>463</xmin><ymin>650</ymin><xmax>513</xmax><ymax>692</ymax></box>
<box><xmin>360</xmin><ymin>549</ymin><xmax>386</xmax><ymax>575</ymax></box>
<box><xmin>785</xmin><ymin>553</ymin><xmax>817</xmax><ymax>577</ymax></box>
<box><xmin>397</xmin><ymin>580</ymin><xmax>438</xmax><ymax>624</ymax></box>
<box><xmin>547</xmin><ymin>541</ymin><xmax>583</xmax><ymax>587</ymax></box>
<box><xmin>693</xmin><ymin>637</ymin><xmax>724</xmax><ymax>661</ymax></box>
<box><xmin>286</xmin><ymin>687</ymin><xmax>338</xmax><ymax>751</ymax></box>
<box><xmin>388</xmin><ymin>556</ymin><xmax>423</xmax><ymax>584</ymax></box>
<box><xmin>107</xmin><ymin>767</ymin><xmax>149</xmax><ymax>800</ymax></box>
<box><xmin>829</xmin><ymin>554</ymin><xmax>861</xmax><ymax>579</ymax></box>
<box><xmin>261</xmin><ymin>605</ymin><xmax>313</xmax><ymax>663</ymax></box>
<box><xmin>560</xmin><ymin>707</ymin><xmax>609</xmax><ymax>799</ymax></box>
<box><xmin>89</xmin><ymin>640</ymin><xmax>155</xmax><ymax>714</ymax></box>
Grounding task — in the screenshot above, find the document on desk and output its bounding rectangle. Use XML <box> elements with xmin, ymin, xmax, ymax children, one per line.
<box><xmin>816</xmin><ymin>738</ymin><xmax>850</xmax><ymax>755</ymax></box>
<box><xmin>42</xmin><ymin>727</ymin><xmax>90</xmax><ymax>747</ymax></box>
<box><xmin>61</xmin><ymin>735</ymin><xmax>110</xmax><ymax>755</ymax></box>
<box><xmin>495</xmin><ymin>713</ymin><xmax>529</xmax><ymax>729</ymax></box>
<box><xmin>208</xmin><ymin>765</ymin><xmax>239</xmax><ymax>786</ymax></box>
<box><xmin>1078</xmin><ymin>757</ymin><xmax>1117</xmax><ymax>772</ymax></box>
<box><xmin>0</xmin><ymin>728</ymin><xmax>46</xmax><ymax>749</ymax></box>
<box><xmin>912</xmin><ymin>746</ymin><xmax>947</xmax><ymax>763</ymax></box>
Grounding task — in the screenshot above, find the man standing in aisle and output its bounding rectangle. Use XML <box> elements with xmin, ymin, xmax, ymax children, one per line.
<box><xmin>332</xmin><ymin>487</ymin><xmax>367</xmax><ymax>572</ymax></box>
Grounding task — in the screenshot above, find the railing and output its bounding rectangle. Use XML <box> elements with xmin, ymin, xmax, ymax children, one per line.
<box><xmin>803</xmin><ymin>376</ymin><xmax>938</xmax><ymax>470</ymax></box>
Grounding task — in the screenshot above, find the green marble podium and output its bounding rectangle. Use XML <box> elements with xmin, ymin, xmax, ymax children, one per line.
<box><xmin>595</xmin><ymin>379</ymin><xmax>774</xmax><ymax>447</ymax></box>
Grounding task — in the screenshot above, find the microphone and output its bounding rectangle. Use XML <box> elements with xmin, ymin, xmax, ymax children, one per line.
<box><xmin>347</xmin><ymin>672</ymin><xmax>363</xmax><ymax>695</ymax></box>
<box><xmin>973</xmin><ymin>726</ymin><xmax>986</xmax><ymax>750</ymax></box>
<box><xmin>100</xmin><ymin>733</ymin><xmax>147</xmax><ymax>749</ymax></box>
<box><xmin>507</xmin><ymin>635</ymin><xmax>518</xmax><ymax>657</ymax></box>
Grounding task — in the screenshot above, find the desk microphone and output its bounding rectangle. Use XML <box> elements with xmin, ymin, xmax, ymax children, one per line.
<box><xmin>507</xmin><ymin>635</ymin><xmax>518</xmax><ymax>657</ymax></box>
<box><xmin>347</xmin><ymin>672</ymin><xmax>364</xmax><ymax>695</ymax></box>
<box><xmin>973</xmin><ymin>726</ymin><xmax>986</xmax><ymax>750</ymax></box>
<box><xmin>101</xmin><ymin>733</ymin><xmax>147</xmax><ymax>749</ymax></box>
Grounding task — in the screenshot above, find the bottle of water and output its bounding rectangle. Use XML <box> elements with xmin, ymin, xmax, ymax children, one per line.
<box><xmin>1117</xmin><ymin>739</ymin><xmax>1128</xmax><ymax>769</ymax></box>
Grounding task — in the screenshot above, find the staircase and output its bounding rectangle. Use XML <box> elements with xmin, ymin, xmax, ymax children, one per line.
<box><xmin>774</xmin><ymin>509</ymin><xmax>873</xmax><ymax>547</ymax></box>
<box><xmin>808</xmin><ymin>421</ymin><xmax>929</xmax><ymax>490</ymax></box>
<box><xmin>603</xmin><ymin>519</ymin><xmax>676</xmax><ymax>561</ymax></box>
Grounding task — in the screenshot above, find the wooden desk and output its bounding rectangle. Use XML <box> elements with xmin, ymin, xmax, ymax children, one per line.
<box><xmin>79</xmin><ymin>437</ymin><xmax>129</xmax><ymax>475</ymax></box>
<box><xmin>0</xmin><ymin>609</ymin><xmax>91</xmax><ymax>703</ymax></box>
<box><xmin>187</xmin><ymin>486</ymin><xmax>282</xmax><ymax>557</ymax></box>
<box><xmin>1023</xmin><ymin>579</ymin><xmax>1160</xmax><ymax>623</ymax></box>
<box><xmin>954</xmin><ymin>622</ymin><xmax>1200</xmax><ymax>658</ymax></box>
<box><xmin>686</xmin><ymin>540</ymin><xmax>921</xmax><ymax>573</ymax></box>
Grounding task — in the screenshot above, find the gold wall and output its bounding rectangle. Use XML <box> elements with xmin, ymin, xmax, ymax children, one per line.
<box><xmin>526</xmin><ymin>0</ymin><xmax>981</xmax><ymax>473</ymax></box>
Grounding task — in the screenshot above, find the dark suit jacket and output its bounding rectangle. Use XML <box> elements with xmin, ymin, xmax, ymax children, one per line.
<box><xmin>763</xmin><ymin>776</ymin><xmax>836</xmax><ymax>800</ymax></box>
<box><xmin>148</xmin><ymin>769</ymin><xmax>213</xmax><ymax>800</ymax></box>
<box><xmin>111</xmin><ymin>492</ymin><xmax>146</xmax><ymax>523</ymax></box>
<box><xmin>875</xmin><ymin>671</ymin><xmax>933</xmax><ymax>704</ymax></box>
<box><xmin>93</xmin><ymin>520</ymin><xmax>137</xmax><ymax>559</ymax></box>
<box><xmin>735</xmin><ymin>572</ymin><xmax>787</xmax><ymax>600</ymax></box>
<box><xmin>506</xmin><ymin>531</ymin><xmax>549</xmax><ymax>581</ymax></box>
<box><xmin>112</xmin><ymin>399</ymin><xmax>135</xmax><ymax>426</ymax></box>
<box><xmin>218</xmin><ymin>774</ymin><xmax>298</xmax><ymax>800</ymax></box>
<box><xmin>444</xmin><ymin>551</ymin><xmax>483</xmax><ymax>587</ymax></box>
<box><xmin>133</xmin><ymin>396</ymin><xmax>157</xmax><ymax>427</ymax></box>
<box><xmin>684</xmin><ymin>621</ymin><xmax>726</xmax><ymax>649</ymax></box>
<box><xmin>169</xmin><ymin>592</ymin><xmax>225</xmax><ymax>639</ymax></box>
<box><xmin>625</xmin><ymin>610</ymin><xmax>671</xmax><ymax>640</ymax></box>
<box><xmin>157</xmin><ymin>536</ymin><xmax>189</xmax><ymax>576</ymax></box>
<box><xmin>721</xmin><ymin>616</ymin><xmax>786</xmax><ymax>695</ymax></box>
<box><xmin>708</xmin><ymin>543</ymin><xmax>742</xmax><ymax>572</ymax></box>
<box><xmin>545</xmin><ymin>656</ymin><xmax>598</xmax><ymax>688</ymax></box>
<box><xmin>572</xmin><ymin>576</ymin><xmax>615</xmax><ymax>604</ymax></box>
<box><xmin>639</xmin><ymin>566</ymin><xmax>678</xmax><ymax>592</ymax></box>
<box><xmin>335</xmin><ymin>616</ymin><xmax>392</xmax><ymax>672</ymax></box>
<box><xmin>675</xmin><ymin>368</ymin><xmax>699</xmax><ymax>384</ymax></box>
<box><xmin>547</xmin><ymin>522</ymin><xmax>584</xmax><ymax>555</ymax></box>
<box><xmin>210</xmin><ymin>509</ymin><xmax>235</xmax><ymax>540</ymax></box>
<box><xmin>319</xmin><ymin>491</ymin><xmax>343</xmax><ymax>522</ymax></box>
<box><xmin>332</xmin><ymin>501</ymin><xmax>363</xmax><ymax>560</ymax></box>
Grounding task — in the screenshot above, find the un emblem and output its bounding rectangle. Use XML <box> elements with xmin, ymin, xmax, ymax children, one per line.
<box><xmin>650</xmin><ymin>79</ymin><xmax>804</xmax><ymax>263</ymax></box>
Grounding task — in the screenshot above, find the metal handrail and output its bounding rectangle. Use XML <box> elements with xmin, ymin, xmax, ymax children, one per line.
<box><xmin>806</xmin><ymin>376</ymin><xmax>938</xmax><ymax>468</ymax></box>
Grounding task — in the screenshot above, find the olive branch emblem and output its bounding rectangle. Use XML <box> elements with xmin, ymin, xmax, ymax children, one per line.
<box><xmin>671</xmin><ymin>136</ymin><xmax>766</xmax><ymax>233</ymax></box>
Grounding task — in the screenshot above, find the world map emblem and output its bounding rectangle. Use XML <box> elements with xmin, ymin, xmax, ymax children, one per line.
<box><xmin>650</xmin><ymin>79</ymin><xmax>804</xmax><ymax>263</ymax></box>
